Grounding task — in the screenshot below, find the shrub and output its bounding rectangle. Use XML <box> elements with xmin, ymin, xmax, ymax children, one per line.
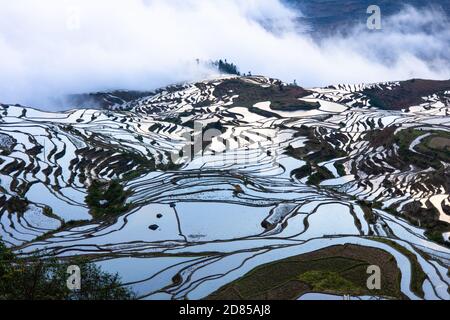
<box><xmin>85</xmin><ymin>180</ymin><xmax>132</xmax><ymax>219</ymax></box>
<box><xmin>0</xmin><ymin>240</ymin><xmax>134</xmax><ymax>300</ymax></box>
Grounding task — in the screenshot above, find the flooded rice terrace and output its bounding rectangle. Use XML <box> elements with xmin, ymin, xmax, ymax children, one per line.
<box><xmin>0</xmin><ymin>76</ymin><xmax>449</xmax><ymax>300</ymax></box>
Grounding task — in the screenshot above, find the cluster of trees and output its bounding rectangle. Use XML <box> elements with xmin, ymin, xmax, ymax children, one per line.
<box><xmin>195</xmin><ymin>58</ymin><xmax>259</xmax><ymax>76</ymax></box>
<box><xmin>85</xmin><ymin>180</ymin><xmax>132</xmax><ymax>219</ymax></box>
<box><xmin>211</xmin><ymin>59</ymin><xmax>241</xmax><ymax>75</ymax></box>
<box><xmin>208</xmin><ymin>59</ymin><xmax>301</xmax><ymax>84</ymax></box>
<box><xmin>206</xmin><ymin>59</ymin><xmax>253</xmax><ymax>76</ymax></box>
<box><xmin>0</xmin><ymin>239</ymin><xmax>134</xmax><ymax>300</ymax></box>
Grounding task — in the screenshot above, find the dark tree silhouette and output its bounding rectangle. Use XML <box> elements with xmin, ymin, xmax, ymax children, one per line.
<box><xmin>212</xmin><ymin>59</ymin><xmax>240</xmax><ymax>75</ymax></box>
<box><xmin>0</xmin><ymin>240</ymin><xmax>135</xmax><ymax>300</ymax></box>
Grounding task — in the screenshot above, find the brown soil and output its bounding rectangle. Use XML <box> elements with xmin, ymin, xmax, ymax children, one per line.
<box><xmin>363</xmin><ymin>79</ymin><xmax>450</xmax><ymax>110</ymax></box>
<box><xmin>206</xmin><ymin>244</ymin><xmax>403</xmax><ymax>300</ymax></box>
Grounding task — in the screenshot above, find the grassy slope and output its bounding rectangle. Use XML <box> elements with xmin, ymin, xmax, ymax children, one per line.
<box><xmin>206</xmin><ymin>244</ymin><xmax>404</xmax><ymax>300</ymax></box>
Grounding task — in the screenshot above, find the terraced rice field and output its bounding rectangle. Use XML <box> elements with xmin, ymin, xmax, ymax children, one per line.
<box><xmin>0</xmin><ymin>76</ymin><xmax>449</xmax><ymax>300</ymax></box>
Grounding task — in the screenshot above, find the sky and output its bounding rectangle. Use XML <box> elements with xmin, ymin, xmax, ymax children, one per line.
<box><xmin>0</xmin><ymin>0</ymin><xmax>449</xmax><ymax>109</ymax></box>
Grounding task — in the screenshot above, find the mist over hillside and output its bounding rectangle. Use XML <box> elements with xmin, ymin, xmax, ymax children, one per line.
<box><xmin>0</xmin><ymin>0</ymin><xmax>449</xmax><ymax>110</ymax></box>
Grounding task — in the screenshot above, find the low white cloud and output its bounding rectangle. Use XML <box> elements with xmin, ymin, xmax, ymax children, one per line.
<box><xmin>0</xmin><ymin>0</ymin><xmax>449</xmax><ymax>109</ymax></box>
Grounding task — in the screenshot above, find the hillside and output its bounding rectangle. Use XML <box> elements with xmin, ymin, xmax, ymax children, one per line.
<box><xmin>0</xmin><ymin>75</ymin><xmax>449</xmax><ymax>300</ymax></box>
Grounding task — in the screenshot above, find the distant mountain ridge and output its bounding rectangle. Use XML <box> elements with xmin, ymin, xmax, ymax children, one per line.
<box><xmin>66</xmin><ymin>77</ymin><xmax>450</xmax><ymax>111</ymax></box>
<box><xmin>65</xmin><ymin>90</ymin><xmax>154</xmax><ymax>110</ymax></box>
<box><xmin>284</xmin><ymin>0</ymin><xmax>450</xmax><ymax>34</ymax></box>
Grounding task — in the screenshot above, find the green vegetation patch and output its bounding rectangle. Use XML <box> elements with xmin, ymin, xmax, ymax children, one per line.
<box><xmin>298</xmin><ymin>270</ymin><xmax>359</xmax><ymax>294</ymax></box>
<box><xmin>396</xmin><ymin>128</ymin><xmax>427</xmax><ymax>150</ymax></box>
<box><xmin>206</xmin><ymin>244</ymin><xmax>402</xmax><ymax>300</ymax></box>
<box><xmin>334</xmin><ymin>162</ymin><xmax>346</xmax><ymax>177</ymax></box>
<box><xmin>395</xmin><ymin>128</ymin><xmax>443</xmax><ymax>169</ymax></box>
<box><xmin>416</xmin><ymin>130</ymin><xmax>450</xmax><ymax>163</ymax></box>
<box><xmin>0</xmin><ymin>240</ymin><xmax>134</xmax><ymax>300</ymax></box>
<box><xmin>307</xmin><ymin>166</ymin><xmax>334</xmax><ymax>186</ymax></box>
<box><xmin>85</xmin><ymin>180</ymin><xmax>132</xmax><ymax>219</ymax></box>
